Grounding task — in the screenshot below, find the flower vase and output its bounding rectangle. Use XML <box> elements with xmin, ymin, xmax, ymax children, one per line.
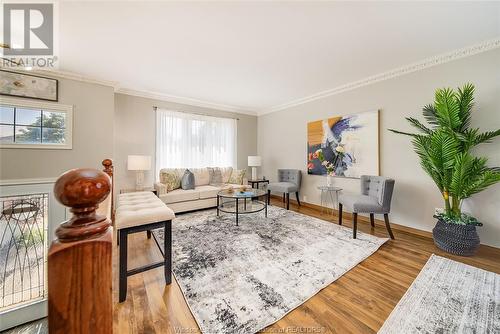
<box><xmin>326</xmin><ymin>175</ymin><xmax>334</xmax><ymax>187</ymax></box>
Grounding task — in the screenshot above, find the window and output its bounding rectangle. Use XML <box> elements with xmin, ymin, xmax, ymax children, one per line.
<box><xmin>0</xmin><ymin>98</ymin><xmax>73</xmax><ymax>149</ymax></box>
<box><xmin>156</xmin><ymin>109</ymin><xmax>237</xmax><ymax>173</ymax></box>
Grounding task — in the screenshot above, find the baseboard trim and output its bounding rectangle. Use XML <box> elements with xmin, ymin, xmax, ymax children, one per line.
<box><xmin>269</xmin><ymin>194</ymin><xmax>432</xmax><ymax>239</ymax></box>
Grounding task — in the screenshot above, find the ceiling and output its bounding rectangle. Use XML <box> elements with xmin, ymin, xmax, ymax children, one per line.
<box><xmin>57</xmin><ymin>1</ymin><xmax>500</xmax><ymax>114</ymax></box>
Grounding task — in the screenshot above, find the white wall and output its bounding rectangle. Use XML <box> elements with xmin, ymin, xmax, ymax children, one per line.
<box><xmin>258</xmin><ymin>49</ymin><xmax>500</xmax><ymax>247</ymax></box>
<box><xmin>114</xmin><ymin>93</ymin><xmax>258</xmax><ymax>191</ymax></box>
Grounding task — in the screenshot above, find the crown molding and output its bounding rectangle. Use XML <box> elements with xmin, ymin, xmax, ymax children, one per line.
<box><xmin>259</xmin><ymin>38</ymin><xmax>500</xmax><ymax>116</ymax></box>
<box><xmin>115</xmin><ymin>87</ymin><xmax>258</xmax><ymax>116</ymax></box>
<box><xmin>31</xmin><ymin>69</ymin><xmax>119</xmax><ymax>88</ymax></box>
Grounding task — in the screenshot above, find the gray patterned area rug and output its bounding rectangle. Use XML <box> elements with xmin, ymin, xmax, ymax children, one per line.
<box><xmin>153</xmin><ymin>206</ymin><xmax>387</xmax><ymax>334</ymax></box>
<box><xmin>379</xmin><ymin>254</ymin><xmax>500</xmax><ymax>334</ymax></box>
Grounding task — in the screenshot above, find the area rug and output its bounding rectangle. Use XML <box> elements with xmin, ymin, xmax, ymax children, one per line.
<box><xmin>153</xmin><ymin>206</ymin><xmax>388</xmax><ymax>334</ymax></box>
<box><xmin>378</xmin><ymin>254</ymin><xmax>500</xmax><ymax>334</ymax></box>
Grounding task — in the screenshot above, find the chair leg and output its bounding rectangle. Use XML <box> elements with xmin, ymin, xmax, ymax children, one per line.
<box><xmin>353</xmin><ymin>213</ymin><xmax>358</xmax><ymax>239</ymax></box>
<box><xmin>164</xmin><ymin>220</ymin><xmax>172</xmax><ymax>284</ymax></box>
<box><xmin>283</xmin><ymin>193</ymin><xmax>285</xmax><ymax>203</ymax></box>
<box><xmin>370</xmin><ymin>213</ymin><xmax>375</xmax><ymax>227</ymax></box>
<box><xmin>286</xmin><ymin>193</ymin><xmax>290</xmax><ymax>210</ymax></box>
<box><xmin>384</xmin><ymin>213</ymin><xmax>395</xmax><ymax>239</ymax></box>
<box><xmin>267</xmin><ymin>190</ymin><xmax>271</xmax><ymax>205</ymax></box>
<box><xmin>338</xmin><ymin>203</ymin><xmax>343</xmax><ymax>225</ymax></box>
<box><xmin>295</xmin><ymin>192</ymin><xmax>301</xmax><ymax>206</ymax></box>
<box><xmin>119</xmin><ymin>228</ymin><xmax>128</xmax><ymax>302</ymax></box>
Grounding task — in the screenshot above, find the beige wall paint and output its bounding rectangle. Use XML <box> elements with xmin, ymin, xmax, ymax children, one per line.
<box><xmin>114</xmin><ymin>93</ymin><xmax>257</xmax><ymax>191</ymax></box>
<box><xmin>0</xmin><ymin>78</ymin><xmax>115</xmax><ymax>180</ymax></box>
<box><xmin>258</xmin><ymin>49</ymin><xmax>500</xmax><ymax>247</ymax></box>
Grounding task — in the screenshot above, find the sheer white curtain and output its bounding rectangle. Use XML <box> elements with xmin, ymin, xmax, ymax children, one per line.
<box><xmin>156</xmin><ymin>109</ymin><xmax>237</xmax><ymax>174</ymax></box>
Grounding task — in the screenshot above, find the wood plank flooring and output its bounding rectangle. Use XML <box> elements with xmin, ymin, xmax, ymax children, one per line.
<box><xmin>113</xmin><ymin>198</ymin><xmax>500</xmax><ymax>334</ymax></box>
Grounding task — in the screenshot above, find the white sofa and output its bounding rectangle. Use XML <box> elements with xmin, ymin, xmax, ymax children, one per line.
<box><xmin>154</xmin><ymin>167</ymin><xmax>246</xmax><ymax>213</ymax></box>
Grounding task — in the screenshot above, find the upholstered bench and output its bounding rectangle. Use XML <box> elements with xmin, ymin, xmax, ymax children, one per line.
<box><xmin>115</xmin><ymin>191</ymin><xmax>175</xmax><ymax>302</ymax></box>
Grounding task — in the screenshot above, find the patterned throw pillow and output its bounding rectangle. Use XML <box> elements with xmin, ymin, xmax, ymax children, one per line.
<box><xmin>228</xmin><ymin>169</ymin><xmax>246</xmax><ymax>185</ymax></box>
<box><xmin>181</xmin><ymin>169</ymin><xmax>195</xmax><ymax>190</ymax></box>
<box><xmin>208</xmin><ymin>167</ymin><xmax>223</xmax><ymax>186</ymax></box>
<box><xmin>160</xmin><ymin>171</ymin><xmax>180</xmax><ymax>192</ymax></box>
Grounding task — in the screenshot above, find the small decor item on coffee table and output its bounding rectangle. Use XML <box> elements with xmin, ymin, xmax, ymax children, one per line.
<box><xmin>217</xmin><ymin>188</ymin><xmax>267</xmax><ymax>226</ymax></box>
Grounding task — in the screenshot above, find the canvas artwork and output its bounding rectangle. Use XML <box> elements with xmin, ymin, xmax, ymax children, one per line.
<box><xmin>307</xmin><ymin>110</ymin><xmax>379</xmax><ymax>178</ymax></box>
<box><xmin>0</xmin><ymin>70</ymin><xmax>58</xmax><ymax>101</ymax></box>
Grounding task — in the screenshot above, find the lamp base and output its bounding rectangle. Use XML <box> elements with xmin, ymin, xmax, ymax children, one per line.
<box><xmin>135</xmin><ymin>171</ymin><xmax>145</xmax><ymax>191</ymax></box>
<box><xmin>251</xmin><ymin>167</ymin><xmax>257</xmax><ymax>181</ymax></box>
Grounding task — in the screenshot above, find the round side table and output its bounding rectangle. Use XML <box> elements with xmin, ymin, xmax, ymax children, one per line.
<box><xmin>317</xmin><ymin>186</ymin><xmax>342</xmax><ymax>215</ymax></box>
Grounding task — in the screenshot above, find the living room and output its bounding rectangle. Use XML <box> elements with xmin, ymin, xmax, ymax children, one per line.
<box><xmin>0</xmin><ymin>2</ymin><xmax>499</xmax><ymax>334</ymax></box>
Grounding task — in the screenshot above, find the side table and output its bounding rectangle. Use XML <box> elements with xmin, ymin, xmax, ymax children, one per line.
<box><xmin>317</xmin><ymin>186</ymin><xmax>342</xmax><ymax>215</ymax></box>
<box><xmin>247</xmin><ymin>179</ymin><xmax>270</xmax><ymax>190</ymax></box>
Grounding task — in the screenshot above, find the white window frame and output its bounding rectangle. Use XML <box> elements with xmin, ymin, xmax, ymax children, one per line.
<box><xmin>0</xmin><ymin>97</ymin><xmax>73</xmax><ymax>149</ymax></box>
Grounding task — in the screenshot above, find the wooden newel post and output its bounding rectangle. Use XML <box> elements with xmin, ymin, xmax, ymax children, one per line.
<box><xmin>48</xmin><ymin>168</ymin><xmax>113</xmax><ymax>334</ymax></box>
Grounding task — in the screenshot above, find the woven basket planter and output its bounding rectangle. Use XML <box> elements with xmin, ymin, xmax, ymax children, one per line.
<box><xmin>432</xmin><ymin>219</ymin><xmax>480</xmax><ymax>256</ymax></box>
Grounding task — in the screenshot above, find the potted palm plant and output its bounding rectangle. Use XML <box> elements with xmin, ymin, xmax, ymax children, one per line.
<box><xmin>390</xmin><ymin>83</ymin><xmax>500</xmax><ymax>256</ymax></box>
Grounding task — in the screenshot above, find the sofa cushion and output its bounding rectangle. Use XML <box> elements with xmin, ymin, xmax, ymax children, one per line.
<box><xmin>208</xmin><ymin>167</ymin><xmax>223</xmax><ymax>186</ymax></box>
<box><xmin>159</xmin><ymin>170</ymin><xmax>181</xmax><ymax>192</ymax></box>
<box><xmin>220</xmin><ymin>167</ymin><xmax>233</xmax><ymax>183</ymax></box>
<box><xmin>197</xmin><ymin>185</ymin><xmax>221</xmax><ymax>199</ymax></box>
<box><xmin>181</xmin><ymin>169</ymin><xmax>195</xmax><ymax>190</ymax></box>
<box><xmin>160</xmin><ymin>188</ymin><xmax>200</xmax><ymax>204</ymax></box>
<box><xmin>190</xmin><ymin>168</ymin><xmax>210</xmax><ymax>186</ymax></box>
<box><xmin>228</xmin><ymin>169</ymin><xmax>246</xmax><ymax>185</ymax></box>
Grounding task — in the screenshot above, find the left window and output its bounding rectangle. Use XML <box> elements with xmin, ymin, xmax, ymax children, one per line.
<box><xmin>0</xmin><ymin>98</ymin><xmax>73</xmax><ymax>149</ymax></box>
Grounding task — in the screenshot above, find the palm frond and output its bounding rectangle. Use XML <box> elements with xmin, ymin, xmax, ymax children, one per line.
<box><xmin>388</xmin><ymin>129</ymin><xmax>416</xmax><ymax>137</ymax></box>
<box><xmin>457</xmin><ymin>83</ymin><xmax>474</xmax><ymax>131</ymax></box>
<box><xmin>434</xmin><ymin>88</ymin><xmax>461</xmax><ymax>130</ymax></box>
<box><xmin>406</xmin><ymin>117</ymin><xmax>432</xmax><ymax>134</ymax></box>
<box><xmin>422</xmin><ymin>104</ymin><xmax>439</xmax><ymax>127</ymax></box>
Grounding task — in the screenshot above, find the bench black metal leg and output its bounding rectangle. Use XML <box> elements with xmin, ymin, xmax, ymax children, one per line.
<box><xmin>353</xmin><ymin>213</ymin><xmax>358</xmax><ymax>239</ymax></box>
<box><xmin>119</xmin><ymin>229</ymin><xmax>128</xmax><ymax>302</ymax></box>
<box><xmin>267</xmin><ymin>190</ymin><xmax>271</xmax><ymax>205</ymax></box>
<box><xmin>384</xmin><ymin>213</ymin><xmax>395</xmax><ymax>239</ymax></box>
<box><xmin>164</xmin><ymin>220</ymin><xmax>172</xmax><ymax>284</ymax></box>
<box><xmin>338</xmin><ymin>203</ymin><xmax>343</xmax><ymax>225</ymax></box>
<box><xmin>296</xmin><ymin>192</ymin><xmax>301</xmax><ymax>206</ymax></box>
<box><xmin>370</xmin><ymin>213</ymin><xmax>375</xmax><ymax>227</ymax></box>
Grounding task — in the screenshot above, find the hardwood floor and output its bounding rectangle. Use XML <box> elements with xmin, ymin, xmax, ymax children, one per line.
<box><xmin>113</xmin><ymin>198</ymin><xmax>500</xmax><ymax>334</ymax></box>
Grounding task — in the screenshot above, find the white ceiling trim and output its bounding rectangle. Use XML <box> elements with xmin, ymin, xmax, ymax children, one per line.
<box><xmin>115</xmin><ymin>88</ymin><xmax>258</xmax><ymax>116</ymax></box>
<box><xmin>259</xmin><ymin>38</ymin><xmax>500</xmax><ymax>116</ymax></box>
<box><xmin>33</xmin><ymin>69</ymin><xmax>119</xmax><ymax>88</ymax></box>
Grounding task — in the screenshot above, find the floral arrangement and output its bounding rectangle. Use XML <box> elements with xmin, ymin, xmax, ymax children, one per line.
<box><xmin>308</xmin><ymin>146</ymin><xmax>345</xmax><ymax>176</ymax></box>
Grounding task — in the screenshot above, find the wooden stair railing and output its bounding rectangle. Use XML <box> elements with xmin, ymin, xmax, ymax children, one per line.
<box><xmin>48</xmin><ymin>160</ymin><xmax>114</xmax><ymax>334</ymax></box>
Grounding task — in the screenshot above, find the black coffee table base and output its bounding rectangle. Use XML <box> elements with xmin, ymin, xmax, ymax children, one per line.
<box><xmin>217</xmin><ymin>193</ymin><xmax>268</xmax><ymax>226</ymax></box>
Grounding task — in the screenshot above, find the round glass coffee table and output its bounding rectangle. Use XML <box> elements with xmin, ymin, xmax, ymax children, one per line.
<box><xmin>217</xmin><ymin>188</ymin><xmax>268</xmax><ymax>225</ymax></box>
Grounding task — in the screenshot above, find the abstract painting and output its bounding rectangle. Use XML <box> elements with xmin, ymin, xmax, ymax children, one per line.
<box><xmin>0</xmin><ymin>70</ymin><xmax>58</xmax><ymax>101</ymax></box>
<box><xmin>307</xmin><ymin>110</ymin><xmax>379</xmax><ymax>178</ymax></box>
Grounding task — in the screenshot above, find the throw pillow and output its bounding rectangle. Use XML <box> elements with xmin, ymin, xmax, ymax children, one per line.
<box><xmin>228</xmin><ymin>169</ymin><xmax>246</xmax><ymax>185</ymax></box>
<box><xmin>160</xmin><ymin>170</ymin><xmax>180</xmax><ymax>192</ymax></box>
<box><xmin>208</xmin><ymin>167</ymin><xmax>223</xmax><ymax>186</ymax></box>
<box><xmin>181</xmin><ymin>169</ymin><xmax>195</xmax><ymax>190</ymax></box>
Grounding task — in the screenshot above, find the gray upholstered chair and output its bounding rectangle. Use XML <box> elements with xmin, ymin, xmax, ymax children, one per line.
<box><xmin>338</xmin><ymin>175</ymin><xmax>395</xmax><ymax>239</ymax></box>
<box><xmin>267</xmin><ymin>169</ymin><xmax>302</xmax><ymax>210</ymax></box>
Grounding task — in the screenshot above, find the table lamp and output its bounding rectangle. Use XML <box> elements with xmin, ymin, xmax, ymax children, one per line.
<box><xmin>248</xmin><ymin>156</ymin><xmax>261</xmax><ymax>181</ymax></box>
<box><xmin>128</xmin><ymin>155</ymin><xmax>151</xmax><ymax>190</ymax></box>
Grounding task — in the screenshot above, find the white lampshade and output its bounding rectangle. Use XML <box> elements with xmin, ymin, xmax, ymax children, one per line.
<box><xmin>128</xmin><ymin>155</ymin><xmax>151</xmax><ymax>171</ymax></box>
<box><xmin>248</xmin><ymin>156</ymin><xmax>262</xmax><ymax>167</ymax></box>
